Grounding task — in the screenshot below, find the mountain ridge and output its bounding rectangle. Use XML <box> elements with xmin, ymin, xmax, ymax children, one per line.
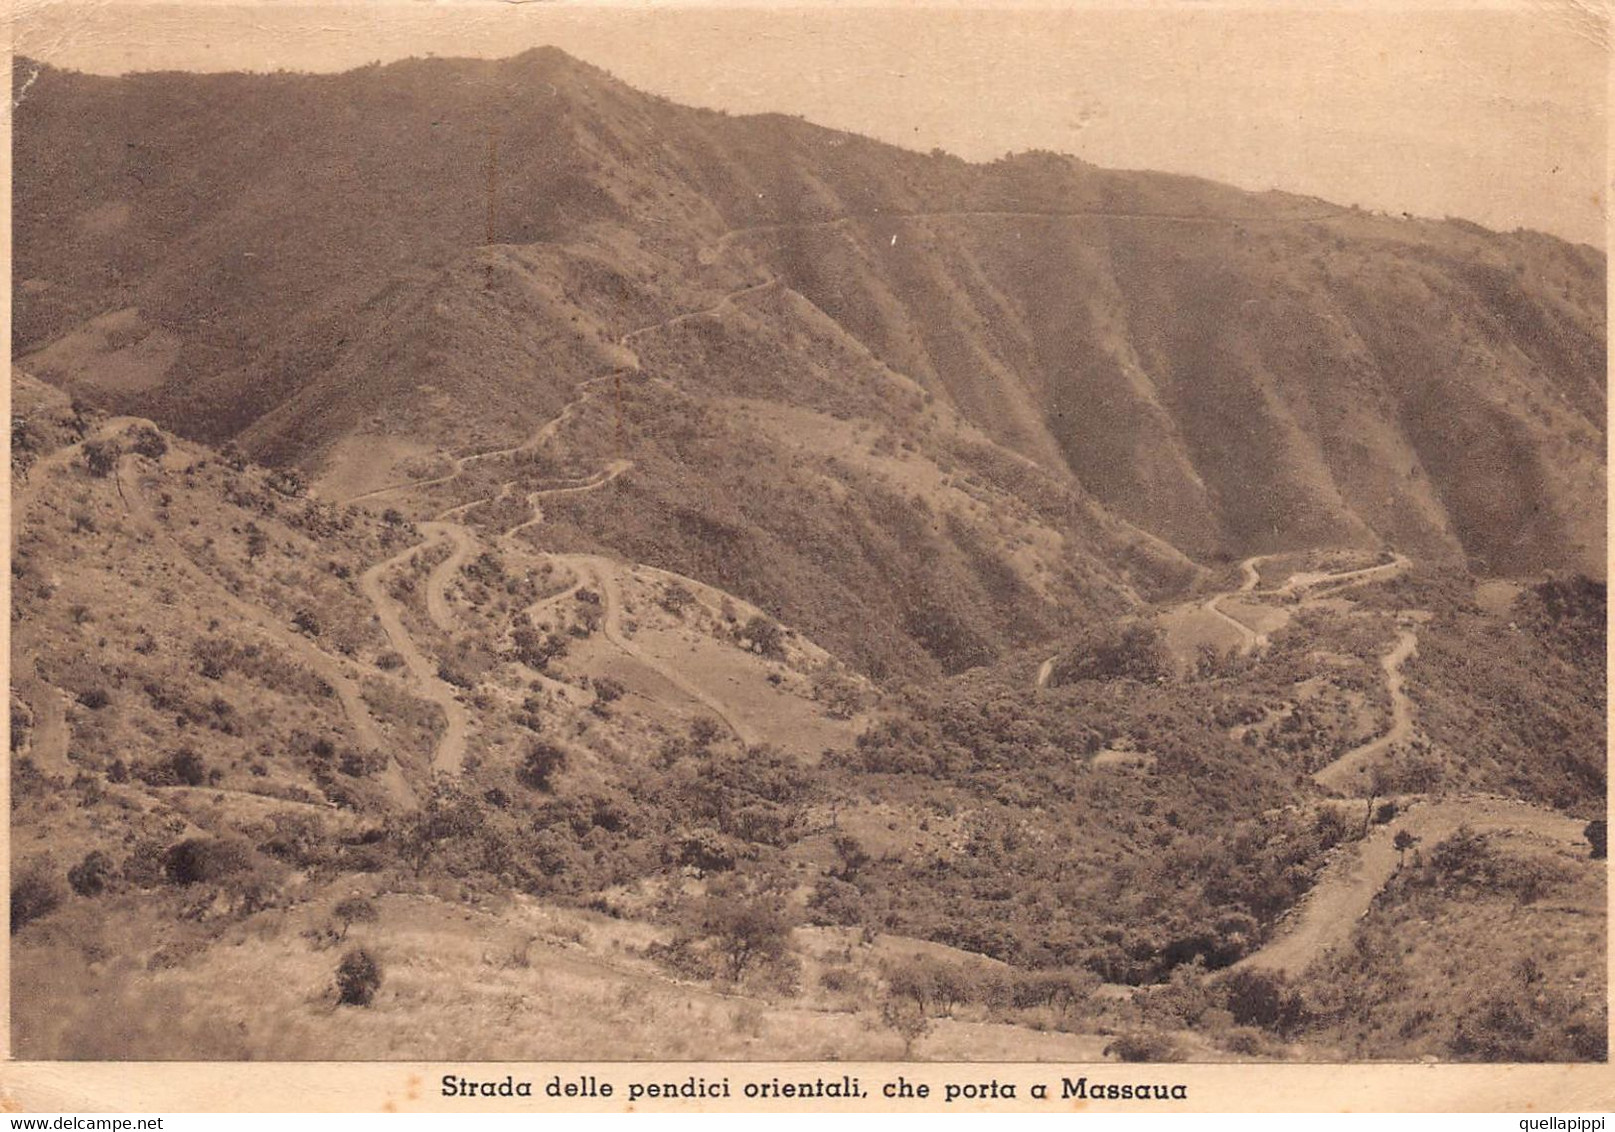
<box><xmin>13</xmin><ymin>49</ymin><xmax>1607</xmax><ymax>593</ymax></box>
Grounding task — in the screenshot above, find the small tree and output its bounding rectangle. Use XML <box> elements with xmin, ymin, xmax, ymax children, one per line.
<box><xmin>82</xmin><ymin>439</ymin><xmax>121</xmax><ymax>479</ymax></box>
<box><xmin>1393</xmin><ymin>829</ymin><xmax>1420</xmax><ymax>871</ymax></box>
<box><xmin>886</xmin><ymin>958</ymin><xmax>934</xmax><ymax>1015</ymax></box>
<box><xmin>245</xmin><ymin>523</ymin><xmax>268</xmax><ymax>563</ymax></box>
<box><xmin>831</xmin><ymin>835</ymin><xmax>871</xmax><ymax>882</ymax></box>
<box><xmin>881</xmin><ymin>997</ymin><xmax>931</xmax><ymax>1057</ymax></box>
<box><xmin>518</xmin><ymin>742</ymin><xmax>566</xmax><ymax>791</ymax></box>
<box><xmin>333</xmin><ymin>896</ymin><xmax>378</xmax><ymax>940</ymax></box>
<box><xmin>336</xmin><ymin>948</ymin><xmax>383</xmax><ymax>1006</ymax></box>
<box><xmin>704</xmin><ymin>896</ymin><xmax>792</xmax><ymax>982</ymax></box>
<box><xmin>1363</xmin><ymin>765</ymin><xmax>1395</xmax><ymax>836</ymax></box>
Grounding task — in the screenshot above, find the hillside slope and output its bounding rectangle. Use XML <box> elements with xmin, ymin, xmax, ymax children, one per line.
<box><xmin>13</xmin><ymin>50</ymin><xmax>1606</xmax><ymax>583</ymax></box>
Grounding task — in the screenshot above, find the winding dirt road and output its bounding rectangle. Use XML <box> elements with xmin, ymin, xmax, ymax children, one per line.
<box><xmin>14</xmin><ymin>674</ymin><xmax>71</xmax><ymax>776</ymax></box>
<box><xmin>1233</xmin><ymin>795</ymin><xmax>1586</xmax><ymax>974</ymax></box>
<box><xmin>110</xmin><ymin>453</ymin><xmax>419</xmax><ymax>805</ymax></box>
<box><xmin>347</xmin><ymin>271</ymin><xmax>777</xmax><ymax>510</ymax></box>
<box><xmin>342</xmin><ymin>274</ymin><xmax>796</xmax><ymax>778</ymax></box>
<box><xmin>420</xmin><ymin>521</ymin><xmax>476</xmax><ymax>634</ymax></box>
<box><xmin>358</xmin><ymin>531</ymin><xmax>470</xmax><ymax>778</ymax></box>
<box><xmin>619</xmin><ymin>277</ymin><xmax>780</xmax><ymax>346</ymax></box>
<box><xmin>1034</xmin><ymin>656</ymin><xmax>1057</xmax><ymax>689</ymax></box>
<box><xmin>1311</xmin><ymin>628</ymin><xmax>1419</xmax><ymax>795</ymax></box>
<box><xmin>555</xmin><ymin>554</ymin><xmax>759</xmax><ymax>748</ymax></box>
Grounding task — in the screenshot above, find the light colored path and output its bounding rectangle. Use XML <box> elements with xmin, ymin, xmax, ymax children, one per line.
<box><xmin>618</xmin><ymin>277</ymin><xmax>779</xmax><ymax>346</ymax></box>
<box><xmin>500</xmin><ymin>460</ymin><xmax>633</xmax><ymax>541</ymax></box>
<box><xmin>12</xmin><ymin>415</ymin><xmax>156</xmax><ymax>538</ymax></box>
<box><xmin>358</xmin><ymin>532</ymin><xmax>469</xmax><ymax>777</ymax></box>
<box><xmin>350</xmin><ymin>373</ymin><xmax>643</xmax><ymax>776</ymax></box>
<box><xmin>14</xmin><ymin>674</ymin><xmax>72</xmax><ymax>776</ymax></box>
<box><xmin>344</xmin><ymin>375</ymin><xmax>615</xmax><ymax>506</ymax></box>
<box><xmin>1311</xmin><ymin>628</ymin><xmax>1419</xmax><ymax>794</ymax></box>
<box><xmin>554</xmin><ymin>553</ymin><xmax>759</xmax><ymax>748</ymax></box>
<box><xmin>1034</xmin><ymin>655</ymin><xmax>1057</xmax><ymax>689</ymax></box>
<box><xmin>1233</xmin><ymin>795</ymin><xmax>1586</xmax><ymax>975</ymax></box>
<box><xmin>344</xmin><ymin>270</ymin><xmax>775</xmax><ymax>511</ymax></box>
<box><xmin>1203</xmin><ymin>590</ymin><xmax>1264</xmax><ymax>652</ymax></box>
<box><xmin>420</xmin><ymin>521</ymin><xmax>475</xmax><ymax>634</ymax></box>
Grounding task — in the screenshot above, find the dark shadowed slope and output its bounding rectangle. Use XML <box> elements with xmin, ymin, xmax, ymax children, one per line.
<box><xmin>14</xmin><ymin>49</ymin><xmax>1605</xmax><ymax>587</ymax></box>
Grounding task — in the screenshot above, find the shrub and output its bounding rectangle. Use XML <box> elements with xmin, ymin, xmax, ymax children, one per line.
<box><xmin>339</xmin><ymin>750</ymin><xmax>385</xmax><ymax>778</ymax></box>
<box><xmin>742</xmin><ymin>615</ymin><xmax>785</xmax><ymax>659</ymax></box>
<box><xmin>1448</xmin><ymin>989</ymin><xmax>1606</xmax><ymax>1061</ymax></box>
<box><xmin>120</xmin><ymin>839</ymin><xmax>169</xmax><ymax>889</ymax></box>
<box><xmin>1049</xmin><ymin>622</ymin><xmax>1169</xmax><ymax>684</ymax></box>
<box><xmin>11</xmin><ymin>861</ymin><xmax>64</xmax><ymax>932</ymax></box>
<box><xmin>336</xmin><ymin>948</ymin><xmax>383</xmax><ymax>1006</ymax></box>
<box><xmin>512</xmin><ymin>626</ymin><xmax>567</xmax><ymax>670</ymax></box>
<box><xmin>811</xmin><ymin>669</ymin><xmax>865</xmax><ymax>720</ymax></box>
<box><xmin>659</xmin><ymin>582</ymin><xmax>696</xmax><ymax>615</ymax></box>
<box><xmin>1219</xmin><ymin>968</ymin><xmax>1307</xmax><ymax>1033</ymax></box>
<box><xmin>127</xmin><ymin>425</ymin><xmax>168</xmax><ymax>460</ymax></box>
<box><xmin>170</xmin><ymin>748</ymin><xmax>207</xmax><ymax>787</ymax></box>
<box><xmin>818</xmin><ymin>965</ymin><xmax>862</xmax><ymax>994</ymax></box>
<box><xmin>1221</xmin><ymin>1027</ymin><xmax>1267</xmax><ymax>1056</ymax></box>
<box><xmin>137</xmin><ymin>748</ymin><xmax>207</xmax><ymax>788</ymax></box>
<box><xmin>163</xmin><ymin>837</ymin><xmax>252</xmax><ymax>886</ymax></box>
<box><xmin>1585</xmin><ymin>819</ymin><xmax>1607</xmax><ymax>860</ymax></box>
<box><xmin>518</xmin><ymin>742</ymin><xmax>566</xmax><ymax>791</ymax></box>
<box><xmin>689</xmin><ymin>716</ymin><xmax>724</xmax><ymax>751</ymax></box>
<box><xmin>1105</xmin><ymin>1030</ymin><xmax>1183</xmax><ymax>1062</ymax></box>
<box><xmin>68</xmin><ymin>850</ymin><xmax>116</xmax><ymax>897</ymax></box>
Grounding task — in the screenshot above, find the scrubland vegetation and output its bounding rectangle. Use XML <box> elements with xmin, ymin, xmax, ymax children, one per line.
<box><xmin>9</xmin><ymin>48</ymin><xmax>1606</xmax><ymax>1064</ymax></box>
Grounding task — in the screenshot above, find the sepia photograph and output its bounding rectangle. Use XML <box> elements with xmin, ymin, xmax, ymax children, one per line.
<box><xmin>5</xmin><ymin>0</ymin><xmax>1608</xmax><ymax>1089</ymax></box>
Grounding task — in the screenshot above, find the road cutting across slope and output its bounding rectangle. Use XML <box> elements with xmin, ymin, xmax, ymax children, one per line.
<box><xmin>1311</xmin><ymin>627</ymin><xmax>1420</xmax><ymax>794</ymax></box>
<box><xmin>1232</xmin><ymin>795</ymin><xmax>1585</xmax><ymax>975</ymax></box>
<box><xmin>111</xmin><ymin>450</ymin><xmax>418</xmax><ymax>805</ymax></box>
<box><xmin>357</xmin><ymin>530</ymin><xmax>470</xmax><ymax>778</ymax></box>
<box><xmin>549</xmin><ymin>553</ymin><xmax>760</xmax><ymax>748</ymax></box>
